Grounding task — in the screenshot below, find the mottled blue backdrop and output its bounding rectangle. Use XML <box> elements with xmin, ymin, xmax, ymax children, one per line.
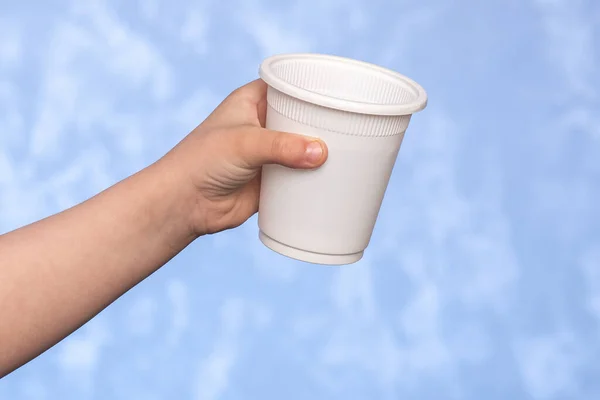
<box><xmin>1</xmin><ymin>0</ymin><xmax>599</xmax><ymax>399</ymax></box>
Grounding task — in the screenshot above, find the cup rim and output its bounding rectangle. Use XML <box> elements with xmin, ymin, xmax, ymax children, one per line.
<box><xmin>259</xmin><ymin>53</ymin><xmax>428</xmax><ymax>116</ymax></box>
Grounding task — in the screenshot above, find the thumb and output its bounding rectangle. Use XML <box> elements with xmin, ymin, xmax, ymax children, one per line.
<box><xmin>237</xmin><ymin>127</ymin><xmax>328</xmax><ymax>169</ymax></box>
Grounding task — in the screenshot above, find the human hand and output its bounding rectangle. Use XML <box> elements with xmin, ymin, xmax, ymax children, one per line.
<box><xmin>160</xmin><ymin>79</ymin><xmax>328</xmax><ymax>236</ymax></box>
<box><xmin>0</xmin><ymin>79</ymin><xmax>330</xmax><ymax>377</ymax></box>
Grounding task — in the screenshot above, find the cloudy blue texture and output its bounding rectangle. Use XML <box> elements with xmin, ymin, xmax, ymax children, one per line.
<box><xmin>1</xmin><ymin>0</ymin><xmax>599</xmax><ymax>398</ymax></box>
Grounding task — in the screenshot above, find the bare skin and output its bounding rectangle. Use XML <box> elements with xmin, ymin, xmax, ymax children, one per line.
<box><xmin>0</xmin><ymin>79</ymin><xmax>328</xmax><ymax>378</ymax></box>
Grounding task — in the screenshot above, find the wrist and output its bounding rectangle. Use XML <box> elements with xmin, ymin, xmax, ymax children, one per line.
<box><xmin>142</xmin><ymin>158</ymin><xmax>201</xmax><ymax>246</ymax></box>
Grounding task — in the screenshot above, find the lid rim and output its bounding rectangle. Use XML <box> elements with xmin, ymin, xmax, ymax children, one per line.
<box><xmin>259</xmin><ymin>53</ymin><xmax>428</xmax><ymax>116</ymax></box>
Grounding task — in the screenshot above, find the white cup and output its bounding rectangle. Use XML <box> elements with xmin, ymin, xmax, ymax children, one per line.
<box><xmin>257</xmin><ymin>53</ymin><xmax>427</xmax><ymax>265</ymax></box>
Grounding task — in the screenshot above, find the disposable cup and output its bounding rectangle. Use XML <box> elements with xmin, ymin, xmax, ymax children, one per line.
<box><xmin>257</xmin><ymin>53</ymin><xmax>427</xmax><ymax>265</ymax></box>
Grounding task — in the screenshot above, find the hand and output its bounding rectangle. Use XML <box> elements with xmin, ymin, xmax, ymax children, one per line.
<box><xmin>160</xmin><ymin>79</ymin><xmax>328</xmax><ymax>236</ymax></box>
<box><xmin>0</xmin><ymin>79</ymin><xmax>329</xmax><ymax>377</ymax></box>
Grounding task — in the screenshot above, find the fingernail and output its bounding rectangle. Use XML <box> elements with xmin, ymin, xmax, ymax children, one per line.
<box><xmin>305</xmin><ymin>141</ymin><xmax>324</xmax><ymax>164</ymax></box>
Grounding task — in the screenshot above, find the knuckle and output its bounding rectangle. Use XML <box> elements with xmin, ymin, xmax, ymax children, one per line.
<box><xmin>229</xmin><ymin>85</ymin><xmax>242</xmax><ymax>96</ymax></box>
<box><xmin>229</xmin><ymin>128</ymin><xmax>247</xmax><ymax>154</ymax></box>
<box><xmin>235</xmin><ymin>126</ymin><xmax>258</xmax><ymax>156</ymax></box>
<box><xmin>270</xmin><ymin>133</ymin><xmax>288</xmax><ymax>158</ymax></box>
<box><xmin>230</xmin><ymin>85</ymin><xmax>247</xmax><ymax>100</ymax></box>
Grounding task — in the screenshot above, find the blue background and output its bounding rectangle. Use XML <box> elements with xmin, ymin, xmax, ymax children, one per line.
<box><xmin>1</xmin><ymin>0</ymin><xmax>599</xmax><ymax>399</ymax></box>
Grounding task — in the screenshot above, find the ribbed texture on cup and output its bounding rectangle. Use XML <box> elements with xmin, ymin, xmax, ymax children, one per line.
<box><xmin>271</xmin><ymin>59</ymin><xmax>417</xmax><ymax>106</ymax></box>
<box><xmin>268</xmin><ymin>88</ymin><xmax>411</xmax><ymax>137</ymax></box>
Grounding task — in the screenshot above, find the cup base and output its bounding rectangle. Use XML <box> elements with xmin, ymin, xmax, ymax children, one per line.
<box><xmin>259</xmin><ymin>231</ymin><xmax>363</xmax><ymax>265</ymax></box>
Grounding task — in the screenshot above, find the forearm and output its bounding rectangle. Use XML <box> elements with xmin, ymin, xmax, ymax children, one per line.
<box><xmin>0</xmin><ymin>159</ymin><xmax>196</xmax><ymax>377</ymax></box>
